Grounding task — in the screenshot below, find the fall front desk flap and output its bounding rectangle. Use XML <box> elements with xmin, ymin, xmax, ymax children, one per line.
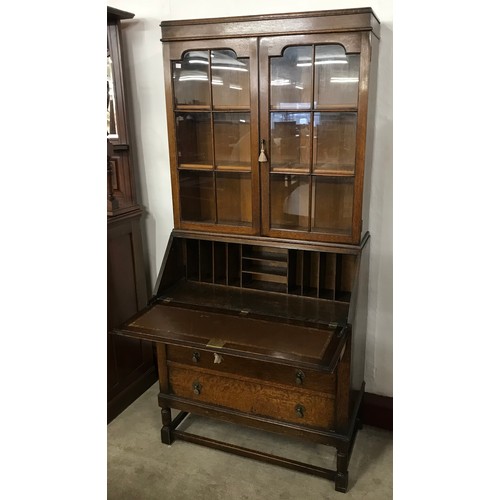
<box><xmin>115</xmin><ymin>302</ymin><xmax>347</xmax><ymax>371</ymax></box>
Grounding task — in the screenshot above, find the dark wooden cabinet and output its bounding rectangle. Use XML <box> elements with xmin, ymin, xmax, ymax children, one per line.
<box><xmin>107</xmin><ymin>6</ymin><xmax>157</xmax><ymax>423</ymax></box>
<box><xmin>113</xmin><ymin>8</ymin><xmax>380</xmax><ymax>493</ymax></box>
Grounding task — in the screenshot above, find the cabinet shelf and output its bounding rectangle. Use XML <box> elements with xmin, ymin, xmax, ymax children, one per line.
<box><xmin>312</xmin><ymin>169</ymin><xmax>355</xmax><ymax>176</ymax></box>
<box><xmin>269</xmin><ymin>106</ymin><xmax>358</xmax><ymax>113</ymax></box>
<box><xmin>215</xmin><ymin>165</ymin><xmax>252</xmax><ymax>172</ymax></box>
<box><xmin>242</xmin><ymin>256</ymin><xmax>288</xmax><ymax>268</ymax></box>
<box><xmin>270</xmin><ymin>167</ymin><xmax>310</xmax><ymax>174</ymax></box>
<box><xmin>178</xmin><ymin>164</ymin><xmax>214</xmax><ymax>170</ymax></box>
<box><xmin>175</xmin><ymin>105</ymin><xmax>211</xmax><ymax>111</ymax></box>
<box><xmin>213</xmin><ymin>105</ymin><xmax>251</xmax><ymax>111</ymax></box>
<box><xmin>242</xmin><ymin>266</ymin><xmax>287</xmax><ymax>279</ymax></box>
<box><xmin>241</xmin><ymin>279</ymin><xmax>288</xmax><ymax>293</ymax></box>
<box><xmin>270</xmin><ymin>168</ymin><xmax>356</xmax><ymax>177</ymax></box>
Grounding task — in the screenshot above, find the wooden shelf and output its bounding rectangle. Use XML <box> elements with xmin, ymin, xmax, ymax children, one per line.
<box><xmin>270</xmin><ymin>167</ymin><xmax>310</xmax><ymax>174</ymax></box>
<box><xmin>178</xmin><ymin>164</ymin><xmax>214</xmax><ymax>170</ymax></box>
<box><xmin>213</xmin><ymin>105</ymin><xmax>251</xmax><ymax>111</ymax></box>
<box><xmin>175</xmin><ymin>105</ymin><xmax>211</xmax><ymax>111</ymax></box>
<box><xmin>312</xmin><ymin>169</ymin><xmax>355</xmax><ymax>177</ymax></box>
<box><xmin>215</xmin><ymin>165</ymin><xmax>252</xmax><ymax>172</ymax></box>
<box><xmin>269</xmin><ymin>106</ymin><xmax>358</xmax><ymax>113</ymax></box>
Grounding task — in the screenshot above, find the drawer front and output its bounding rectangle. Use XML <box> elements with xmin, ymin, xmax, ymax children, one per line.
<box><xmin>167</xmin><ymin>344</ymin><xmax>336</xmax><ymax>394</ymax></box>
<box><xmin>168</xmin><ymin>363</ymin><xmax>336</xmax><ymax>430</ymax></box>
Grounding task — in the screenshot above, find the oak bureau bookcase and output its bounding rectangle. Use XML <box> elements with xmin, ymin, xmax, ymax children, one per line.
<box><xmin>114</xmin><ymin>8</ymin><xmax>380</xmax><ymax>493</ymax></box>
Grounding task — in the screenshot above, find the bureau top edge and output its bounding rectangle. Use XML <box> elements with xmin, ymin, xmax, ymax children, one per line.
<box><xmin>172</xmin><ymin>230</ymin><xmax>370</xmax><ymax>255</ymax></box>
<box><xmin>160</xmin><ymin>8</ymin><xmax>380</xmax><ymax>42</ymax></box>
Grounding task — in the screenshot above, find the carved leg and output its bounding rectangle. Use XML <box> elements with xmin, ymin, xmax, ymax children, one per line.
<box><xmin>335</xmin><ymin>448</ymin><xmax>349</xmax><ymax>493</ymax></box>
<box><xmin>160</xmin><ymin>408</ymin><xmax>174</xmax><ymax>445</ymax></box>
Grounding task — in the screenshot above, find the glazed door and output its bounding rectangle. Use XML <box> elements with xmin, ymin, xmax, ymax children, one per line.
<box><xmin>259</xmin><ymin>33</ymin><xmax>370</xmax><ymax>244</ymax></box>
<box><xmin>164</xmin><ymin>38</ymin><xmax>260</xmax><ymax>235</ymax></box>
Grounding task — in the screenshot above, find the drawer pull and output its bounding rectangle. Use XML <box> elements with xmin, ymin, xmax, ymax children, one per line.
<box><xmin>192</xmin><ymin>351</ymin><xmax>200</xmax><ymax>363</ymax></box>
<box><xmin>295</xmin><ymin>370</ymin><xmax>305</xmax><ymax>385</ymax></box>
<box><xmin>295</xmin><ymin>404</ymin><xmax>305</xmax><ymax>418</ymax></box>
<box><xmin>192</xmin><ymin>381</ymin><xmax>202</xmax><ymax>395</ymax></box>
<box><xmin>213</xmin><ymin>353</ymin><xmax>223</xmax><ymax>364</ymax></box>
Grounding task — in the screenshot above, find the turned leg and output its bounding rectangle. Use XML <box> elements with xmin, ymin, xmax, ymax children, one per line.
<box><xmin>335</xmin><ymin>448</ymin><xmax>349</xmax><ymax>493</ymax></box>
<box><xmin>160</xmin><ymin>407</ymin><xmax>174</xmax><ymax>445</ymax></box>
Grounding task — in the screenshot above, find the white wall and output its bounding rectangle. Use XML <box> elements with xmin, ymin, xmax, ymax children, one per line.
<box><xmin>112</xmin><ymin>0</ymin><xmax>393</xmax><ymax>397</ymax></box>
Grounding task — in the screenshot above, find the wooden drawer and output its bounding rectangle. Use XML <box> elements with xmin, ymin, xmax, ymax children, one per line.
<box><xmin>168</xmin><ymin>363</ymin><xmax>336</xmax><ymax>430</ymax></box>
<box><xmin>167</xmin><ymin>344</ymin><xmax>336</xmax><ymax>394</ymax></box>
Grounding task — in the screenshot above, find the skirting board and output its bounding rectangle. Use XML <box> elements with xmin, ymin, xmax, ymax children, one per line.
<box><xmin>361</xmin><ymin>392</ymin><xmax>393</xmax><ymax>431</ymax></box>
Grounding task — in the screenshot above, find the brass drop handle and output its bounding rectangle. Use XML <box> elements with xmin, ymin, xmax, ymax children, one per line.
<box><xmin>295</xmin><ymin>404</ymin><xmax>305</xmax><ymax>418</ymax></box>
<box><xmin>192</xmin><ymin>351</ymin><xmax>200</xmax><ymax>363</ymax></box>
<box><xmin>295</xmin><ymin>370</ymin><xmax>305</xmax><ymax>385</ymax></box>
<box><xmin>192</xmin><ymin>381</ymin><xmax>202</xmax><ymax>395</ymax></box>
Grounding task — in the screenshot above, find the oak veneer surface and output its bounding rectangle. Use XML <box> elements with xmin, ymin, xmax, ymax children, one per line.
<box><xmin>168</xmin><ymin>364</ymin><xmax>336</xmax><ymax>429</ymax></box>
<box><xmin>166</xmin><ymin>345</ymin><xmax>337</xmax><ymax>394</ymax></box>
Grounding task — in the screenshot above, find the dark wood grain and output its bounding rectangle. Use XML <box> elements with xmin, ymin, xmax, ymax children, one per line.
<box><xmin>107</xmin><ymin>7</ymin><xmax>156</xmax><ymax>422</ymax></box>
<box><xmin>161</xmin><ymin>9</ymin><xmax>380</xmax><ymax>41</ymax></box>
<box><xmin>110</xmin><ymin>8</ymin><xmax>382</xmax><ymax>493</ymax></box>
<box><xmin>107</xmin><ymin>211</ymin><xmax>156</xmax><ymax>423</ymax></box>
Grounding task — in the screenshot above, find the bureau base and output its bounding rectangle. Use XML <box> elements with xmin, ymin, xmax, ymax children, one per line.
<box><xmin>158</xmin><ymin>384</ymin><xmax>364</xmax><ymax>494</ymax></box>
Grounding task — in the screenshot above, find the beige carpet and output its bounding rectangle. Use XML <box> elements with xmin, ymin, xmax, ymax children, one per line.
<box><xmin>108</xmin><ymin>384</ymin><xmax>393</xmax><ymax>499</ymax></box>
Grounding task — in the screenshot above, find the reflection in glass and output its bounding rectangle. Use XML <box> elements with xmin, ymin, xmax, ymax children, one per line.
<box><xmin>211</xmin><ymin>50</ymin><xmax>250</xmax><ymax>108</ymax></box>
<box><xmin>270</xmin><ymin>112</ymin><xmax>310</xmax><ymax>171</ymax></box>
<box><xmin>179</xmin><ymin>171</ymin><xmax>215</xmax><ymax>222</ymax></box>
<box><xmin>314</xmin><ymin>45</ymin><xmax>360</xmax><ymax>108</ymax></box>
<box><xmin>270</xmin><ymin>46</ymin><xmax>313</xmax><ymax>110</ymax></box>
<box><xmin>214</xmin><ymin>113</ymin><xmax>251</xmax><ymax>169</ymax></box>
<box><xmin>107</xmin><ymin>50</ymin><xmax>117</xmax><ymax>136</ymax></box>
<box><xmin>313</xmin><ymin>113</ymin><xmax>357</xmax><ymax>173</ymax></box>
<box><xmin>270</xmin><ymin>174</ymin><xmax>309</xmax><ymax>230</ymax></box>
<box><xmin>173</xmin><ymin>51</ymin><xmax>210</xmax><ymax>106</ymax></box>
<box><xmin>216</xmin><ymin>172</ymin><xmax>252</xmax><ymax>225</ymax></box>
<box><xmin>176</xmin><ymin>113</ymin><xmax>213</xmax><ymax>167</ymax></box>
<box><xmin>312</xmin><ymin>176</ymin><xmax>353</xmax><ymax>234</ymax></box>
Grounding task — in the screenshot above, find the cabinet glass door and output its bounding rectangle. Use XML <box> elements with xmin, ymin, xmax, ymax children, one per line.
<box><xmin>260</xmin><ymin>34</ymin><xmax>365</xmax><ymax>243</ymax></box>
<box><xmin>167</xmin><ymin>40</ymin><xmax>259</xmax><ymax>234</ymax></box>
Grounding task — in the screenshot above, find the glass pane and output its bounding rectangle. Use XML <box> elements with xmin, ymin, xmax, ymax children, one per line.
<box><xmin>270</xmin><ymin>174</ymin><xmax>309</xmax><ymax>230</ymax></box>
<box><xmin>311</xmin><ymin>177</ymin><xmax>353</xmax><ymax>234</ymax></box>
<box><xmin>270</xmin><ymin>46</ymin><xmax>313</xmax><ymax>110</ymax></box>
<box><xmin>314</xmin><ymin>45</ymin><xmax>360</xmax><ymax>108</ymax></box>
<box><xmin>216</xmin><ymin>172</ymin><xmax>252</xmax><ymax>226</ymax></box>
<box><xmin>214</xmin><ymin>113</ymin><xmax>251</xmax><ymax>169</ymax></box>
<box><xmin>107</xmin><ymin>50</ymin><xmax>117</xmax><ymax>137</ymax></box>
<box><xmin>212</xmin><ymin>50</ymin><xmax>250</xmax><ymax>108</ymax></box>
<box><xmin>313</xmin><ymin>113</ymin><xmax>357</xmax><ymax>173</ymax></box>
<box><xmin>270</xmin><ymin>113</ymin><xmax>311</xmax><ymax>171</ymax></box>
<box><xmin>173</xmin><ymin>51</ymin><xmax>210</xmax><ymax>106</ymax></box>
<box><xmin>179</xmin><ymin>171</ymin><xmax>215</xmax><ymax>222</ymax></box>
<box><xmin>176</xmin><ymin>113</ymin><xmax>213</xmax><ymax>167</ymax></box>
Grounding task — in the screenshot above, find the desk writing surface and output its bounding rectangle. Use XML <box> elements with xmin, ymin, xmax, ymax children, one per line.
<box><xmin>159</xmin><ymin>280</ymin><xmax>349</xmax><ymax>327</ymax></box>
<box><xmin>121</xmin><ymin>302</ymin><xmax>342</xmax><ymax>368</ymax></box>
